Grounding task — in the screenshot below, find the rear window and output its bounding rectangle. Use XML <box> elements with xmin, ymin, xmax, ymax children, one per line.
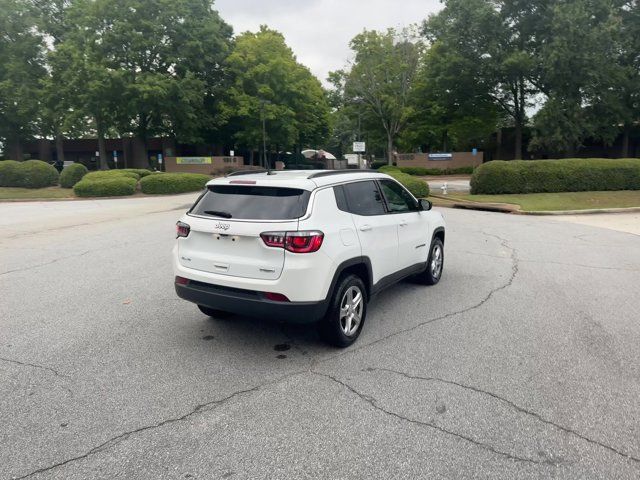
<box><xmin>190</xmin><ymin>185</ymin><xmax>311</xmax><ymax>220</ymax></box>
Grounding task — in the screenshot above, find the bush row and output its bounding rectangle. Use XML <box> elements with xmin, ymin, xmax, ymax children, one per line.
<box><xmin>73</xmin><ymin>176</ymin><xmax>138</xmax><ymax>197</ymax></box>
<box><xmin>375</xmin><ymin>164</ymin><xmax>474</xmax><ymax>176</ymax></box>
<box><xmin>0</xmin><ymin>160</ymin><xmax>60</xmax><ymax>188</ymax></box>
<box><xmin>140</xmin><ymin>173</ymin><xmax>211</xmax><ymax>194</ymax></box>
<box><xmin>470</xmin><ymin>159</ymin><xmax>640</xmax><ymax>194</ymax></box>
<box><xmin>84</xmin><ymin>170</ymin><xmax>142</xmax><ymax>181</ymax></box>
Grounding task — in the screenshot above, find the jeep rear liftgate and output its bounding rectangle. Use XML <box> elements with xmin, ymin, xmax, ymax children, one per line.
<box><xmin>178</xmin><ymin>185</ymin><xmax>312</xmax><ymax>280</ymax></box>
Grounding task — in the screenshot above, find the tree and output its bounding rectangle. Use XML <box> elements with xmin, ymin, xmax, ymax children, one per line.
<box><xmin>339</xmin><ymin>29</ymin><xmax>422</xmax><ymax>164</ymax></box>
<box><xmin>423</xmin><ymin>0</ymin><xmax>544</xmax><ymax>160</ymax></box>
<box><xmin>0</xmin><ymin>0</ymin><xmax>46</xmax><ymax>160</ymax></box>
<box><xmin>530</xmin><ymin>0</ymin><xmax>621</xmax><ymax>155</ymax></box>
<box><xmin>72</xmin><ymin>0</ymin><xmax>233</xmax><ymax>167</ymax></box>
<box><xmin>220</xmin><ymin>26</ymin><xmax>330</xmax><ymax>165</ymax></box>
<box><xmin>405</xmin><ymin>39</ymin><xmax>499</xmax><ymax>152</ymax></box>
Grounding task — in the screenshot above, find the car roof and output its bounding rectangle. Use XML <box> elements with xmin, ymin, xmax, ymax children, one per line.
<box><xmin>206</xmin><ymin>170</ymin><xmax>391</xmax><ymax>190</ymax></box>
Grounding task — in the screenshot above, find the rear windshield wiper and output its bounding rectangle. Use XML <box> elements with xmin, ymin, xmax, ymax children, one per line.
<box><xmin>203</xmin><ymin>210</ymin><xmax>232</xmax><ymax>218</ymax></box>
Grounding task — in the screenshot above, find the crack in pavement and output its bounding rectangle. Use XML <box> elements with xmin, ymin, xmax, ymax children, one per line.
<box><xmin>310</xmin><ymin>370</ymin><xmax>541</xmax><ymax>465</ymax></box>
<box><xmin>11</xmin><ymin>370</ymin><xmax>309</xmax><ymax>479</ymax></box>
<box><xmin>0</xmin><ymin>356</ymin><xmax>68</xmax><ymax>379</ymax></box>
<box><xmin>314</xmin><ymin>230</ymin><xmax>519</xmax><ymax>364</ymax></box>
<box><xmin>0</xmin><ymin>250</ymin><xmax>91</xmax><ymax>276</ymax></box>
<box><xmin>366</xmin><ymin>367</ymin><xmax>640</xmax><ymax>465</ymax></box>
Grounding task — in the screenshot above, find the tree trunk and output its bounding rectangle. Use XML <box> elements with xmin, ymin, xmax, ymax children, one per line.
<box><xmin>496</xmin><ymin>128</ymin><xmax>503</xmax><ymax>160</ymax></box>
<box><xmin>514</xmin><ymin>121</ymin><xmax>523</xmax><ymax>160</ymax></box>
<box><xmin>622</xmin><ymin>124</ymin><xmax>630</xmax><ymax>158</ymax></box>
<box><xmin>55</xmin><ymin>134</ymin><xmax>65</xmax><ymax>164</ymax></box>
<box><xmin>96</xmin><ymin>117</ymin><xmax>109</xmax><ymax>170</ymax></box>
<box><xmin>387</xmin><ymin>132</ymin><xmax>394</xmax><ymax>165</ymax></box>
<box><xmin>131</xmin><ymin>136</ymin><xmax>148</xmax><ymax>168</ymax></box>
<box><xmin>9</xmin><ymin>139</ymin><xmax>23</xmax><ymax>161</ymax></box>
<box><xmin>249</xmin><ymin>149</ymin><xmax>254</xmax><ymax>166</ymax></box>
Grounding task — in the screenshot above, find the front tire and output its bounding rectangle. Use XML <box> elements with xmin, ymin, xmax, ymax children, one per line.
<box><xmin>318</xmin><ymin>274</ymin><xmax>367</xmax><ymax>348</ymax></box>
<box><xmin>417</xmin><ymin>237</ymin><xmax>444</xmax><ymax>285</ymax></box>
<box><xmin>197</xmin><ymin>305</ymin><xmax>233</xmax><ymax>319</ymax></box>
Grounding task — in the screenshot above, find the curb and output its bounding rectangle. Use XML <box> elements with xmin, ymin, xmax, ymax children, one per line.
<box><xmin>431</xmin><ymin>194</ymin><xmax>640</xmax><ymax>216</ymax></box>
<box><xmin>518</xmin><ymin>206</ymin><xmax>640</xmax><ymax>215</ymax></box>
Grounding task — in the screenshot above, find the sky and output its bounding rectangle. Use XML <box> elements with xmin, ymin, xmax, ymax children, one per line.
<box><xmin>214</xmin><ymin>0</ymin><xmax>443</xmax><ymax>85</ymax></box>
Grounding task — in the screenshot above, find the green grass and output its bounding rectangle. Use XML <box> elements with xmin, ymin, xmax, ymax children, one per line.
<box><xmin>0</xmin><ymin>186</ymin><xmax>75</xmax><ymax>200</ymax></box>
<box><xmin>449</xmin><ymin>190</ymin><xmax>640</xmax><ymax>211</ymax></box>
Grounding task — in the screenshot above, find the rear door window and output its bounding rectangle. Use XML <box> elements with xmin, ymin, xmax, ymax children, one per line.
<box><xmin>191</xmin><ymin>185</ymin><xmax>311</xmax><ymax>220</ymax></box>
<box><xmin>342</xmin><ymin>181</ymin><xmax>386</xmax><ymax>216</ymax></box>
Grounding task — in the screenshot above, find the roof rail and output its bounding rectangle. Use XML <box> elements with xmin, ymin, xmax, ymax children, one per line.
<box><xmin>226</xmin><ymin>169</ymin><xmax>269</xmax><ymax>177</ymax></box>
<box><xmin>307</xmin><ymin>169</ymin><xmax>376</xmax><ymax>179</ymax></box>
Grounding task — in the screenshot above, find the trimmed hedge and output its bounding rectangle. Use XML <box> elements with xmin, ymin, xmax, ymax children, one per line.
<box><xmin>378</xmin><ymin>165</ymin><xmax>401</xmax><ymax>173</ymax></box>
<box><xmin>120</xmin><ymin>168</ymin><xmax>155</xmax><ymax>177</ymax></box>
<box><xmin>470</xmin><ymin>159</ymin><xmax>640</xmax><ymax>194</ymax></box>
<box><xmin>59</xmin><ymin>163</ymin><xmax>89</xmax><ymax>188</ymax></box>
<box><xmin>0</xmin><ymin>159</ymin><xmax>59</xmax><ymax>188</ymax></box>
<box><xmin>0</xmin><ymin>160</ymin><xmax>21</xmax><ymax>187</ymax></box>
<box><xmin>73</xmin><ymin>177</ymin><xmax>137</xmax><ymax>197</ymax></box>
<box><xmin>385</xmin><ymin>170</ymin><xmax>430</xmax><ymax>198</ymax></box>
<box><xmin>140</xmin><ymin>173</ymin><xmax>211</xmax><ymax>194</ymax></box>
<box><xmin>84</xmin><ymin>170</ymin><xmax>140</xmax><ymax>181</ymax></box>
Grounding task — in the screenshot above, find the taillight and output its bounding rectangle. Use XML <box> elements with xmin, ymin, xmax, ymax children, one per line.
<box><xmin>285</xmin><ymin>231</ymin><xmax>324</xmax><ymax>253</ymax></box>
<box><xmin>260</xmin><ymin>231</ymin><xmax>324</xmax><ymax>253</ymax></box>
<box><xmin>176</xmin><ymin>221</ymin><xmax>190</xmax><ymax>238</ymax></box>
<box><xmin>260</xmin><ymin>232</ymin><xmax>286</xmax><ymax>248</ymax></box>
<box><xmin>175</xmin><ymin>276</ymin><xmax>190</xmax><ymax>285</ymax></box>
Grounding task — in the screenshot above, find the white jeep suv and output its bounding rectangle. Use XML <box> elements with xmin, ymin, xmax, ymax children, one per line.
<box><xmin>173</xmin><ymin>170</ymin><xmax>445</xmax><ymax>347</ymax></box>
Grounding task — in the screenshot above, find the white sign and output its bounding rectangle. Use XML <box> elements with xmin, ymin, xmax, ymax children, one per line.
<box><xmin>353</xmin><ymin>141</ymin><xmax>366</xmax><ymax>153</ymax></box>
<box><xmin>230</xmin><ymin>150</ymin><xmax>235</xmax><ymax>157</ymax></box>
<box><xmin>158</xmin><ymin>153</ymin><xmax>163</xmax><ymax>164</ymax></box>
<box><xmin>428</xmin><ymin>153</ymin><xmax>453</xmax><ymax>160</ymax></box>
<box><xmin>95</xmin><ymin>151</ymin><xmax>99</xmax><ymax>157</ymax></box>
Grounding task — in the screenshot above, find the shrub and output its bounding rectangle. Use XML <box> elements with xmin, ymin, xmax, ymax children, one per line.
<box><xmin>370</xmin><ymin>161</ymin><xmax>387</xmax><ymax>170</ymax></box>
<box><xmin>0</xmin><ymin>159</ymin><xmax>59</xmax><ymax>188</ymax></box>
<box><xmin>384</xmin><ymin>170</ymin><xmax>430</xmax><ymax>198</ymax></box>
<box><xmin>378</xmin><ymin>165</ymin><xmax>401</xmax><ymax>174</ymax></box>
<box><xmin>73</xmin><ymin>177</ymin><xmax>137</xmax><ymax>197</ymax></box>
<box><xmin>0</xmin><ymin>160</ymin><xmax>22</xmax><ymax>187</ymax></box>
<box><xmin>84</xmin><ymin>170</ymin><xmax>140</xmax><ymax>181</ymax></box>
<box><xmin>120</xmin><ymin>168</ymin><xmax>155</xmax><ymax>177</ymax></box>
<box><xmin>140</xmin><ymin>173</ymin><xmax>211</xmax><ymax>194</ymax></box>
<box><xmin>470</xmin><ymin>158</ymin><xmax>640</xmax><ymax>194</ymax></box>
<box><xmin>59</xmin><ymin>163</ymin><xmax>89</xmax><ymax>188</ymax></box>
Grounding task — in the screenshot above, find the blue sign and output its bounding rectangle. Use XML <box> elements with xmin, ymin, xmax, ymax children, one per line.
<box><xmin>472</xmin><ymin>148</ymin><xmax>478</xmax><ymax>156</ymax></box>
<box><xmin>113</xmin><ymin>150</ymin><xmax>118</xmax><ymax>158</ymax></box>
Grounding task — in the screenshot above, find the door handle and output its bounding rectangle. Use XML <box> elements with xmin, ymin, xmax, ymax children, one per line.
<box><xmin>359</xmin><ymin>224</ymin><xmax>372</xmax><ymax>232</ymax></box>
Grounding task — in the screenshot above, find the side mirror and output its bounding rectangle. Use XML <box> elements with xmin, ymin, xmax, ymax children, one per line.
<box><xmin>419</xmin><ymin>199</ymin><xmax>432</xmax><ymax>211</ymax></box>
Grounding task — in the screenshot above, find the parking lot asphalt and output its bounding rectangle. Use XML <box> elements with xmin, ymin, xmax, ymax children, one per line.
<box><xmin>1</xmin><ymin>198</ymin><xmax>639</xmax><ymax>479</ymax></box>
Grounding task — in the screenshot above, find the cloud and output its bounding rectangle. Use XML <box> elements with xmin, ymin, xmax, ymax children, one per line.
<box><xmin>214</xmin><ymin>0</ymin><xmax>442</xmax><ymax>84</ymax></box>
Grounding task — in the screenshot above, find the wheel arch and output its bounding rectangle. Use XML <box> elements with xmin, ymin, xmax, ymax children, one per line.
<box><xmin>325</xmin><ymin>257</ymin><xmax>373</xmax><ymax>305</ymax></box>
<box><xmin>432</xmin><ymin>226</ymin><xmax>445</xmax><ymax>245</ymax></box>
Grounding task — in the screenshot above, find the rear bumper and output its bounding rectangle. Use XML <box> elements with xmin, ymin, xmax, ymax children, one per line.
<box><xmin>175</xmin><ymin>279</ymin><xmax>328</xmax><ymax>324</ymax></box>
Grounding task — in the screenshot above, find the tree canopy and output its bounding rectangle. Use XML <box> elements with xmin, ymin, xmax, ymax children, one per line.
<box><xmin>219</xmin><ymin>26</ymin><xmax>329</xmax><ymax>165</ymax></box>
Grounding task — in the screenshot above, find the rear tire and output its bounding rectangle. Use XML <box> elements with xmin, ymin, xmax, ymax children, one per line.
<box><xmin>417</xmin><ymin>237</ymin><xmax>444</xmax><ymax>286</ymax></box>
<box><xmin>197</xmin><ymin>305</ymin><xmax>233</xmax><ymax>319</ymax></box>
<box><xmin>318</xmin><ymin>274</ymin><xmax>367</xmax><ymax>348</ymax></box>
